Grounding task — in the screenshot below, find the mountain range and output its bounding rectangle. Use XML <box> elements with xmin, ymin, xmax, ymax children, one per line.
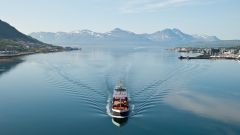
<box><xmin>1</xmin><ymin>18</ymin><xmax>238</xmax><ymax>48</ymax></box>
<box><xmin>30</xmin><ymin>28</ymin><xmax>222</xmax><ymax>46</ymax></box>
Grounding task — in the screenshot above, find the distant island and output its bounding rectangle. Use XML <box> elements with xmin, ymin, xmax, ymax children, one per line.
<box><xmin>173</xmin><ymin>46</ymin><xmax>240</xmax><ymax>60</ymax></box>
<box><xmin>0</xmin><ymin>20</ymin><xmax>80</xmax><ymax>59</ymax></box>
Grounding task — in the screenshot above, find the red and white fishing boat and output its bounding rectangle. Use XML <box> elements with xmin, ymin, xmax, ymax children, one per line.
<box><xmin>111</xmin><ymin>83</ymin><xmax>129</xmax><ymax>117</ymax></box>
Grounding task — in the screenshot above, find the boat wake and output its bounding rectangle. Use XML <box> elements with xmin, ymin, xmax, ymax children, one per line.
<box><xmin>41</xmin><ymin>50</ymin><xmax>209</xmax><ymax>126</ymax></box>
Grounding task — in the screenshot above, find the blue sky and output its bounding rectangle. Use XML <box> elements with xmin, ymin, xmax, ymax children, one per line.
<box><xmin>0</xmin><ymin>0</ymin><xmax>239</xmax><ymax>39</ymax></box>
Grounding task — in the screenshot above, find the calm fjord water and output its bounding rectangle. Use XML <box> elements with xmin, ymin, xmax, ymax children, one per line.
<box><xmin>0</xmin><ymin>46</ymin><xmax>240</xmax><ymax>135</ymax></box>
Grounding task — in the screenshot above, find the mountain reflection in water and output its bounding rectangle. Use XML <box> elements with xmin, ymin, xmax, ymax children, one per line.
<box><xmin>0</xmin><ymin>58</ymin><xmax>24</xmax><ymax>76</ymax></box>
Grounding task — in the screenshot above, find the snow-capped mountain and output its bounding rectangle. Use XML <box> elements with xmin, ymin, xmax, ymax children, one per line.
<box><xmin>104</xmin><ymin>28</ymin><xmax>150</xmax><ymax>42</ymax></box>
<box><xmin>145</xmin><ymin>28</ymin><xmax>194</xmax><ymax>42</ymax></box>
<box><xmin>29</xmin><ymin>28</ymin><xmax>221</xmax><ymax>46</ymax></box>
<box><xmin>70</xmin><ymin>29</ymin><xmax>103</xmax><ymax>38</ymax></box>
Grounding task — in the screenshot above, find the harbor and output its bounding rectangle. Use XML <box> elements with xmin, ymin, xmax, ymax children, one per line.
<box><xmin>174</xmin><ymin>47</ymin><xmax>240</xmax><ymax>60</ymax></box>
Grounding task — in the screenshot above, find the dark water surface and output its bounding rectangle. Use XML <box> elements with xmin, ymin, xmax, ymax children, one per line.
<box><xmin>0</xmin><ymin>46</ymin><xmax>240</xmax><ymax>135</ymax></box>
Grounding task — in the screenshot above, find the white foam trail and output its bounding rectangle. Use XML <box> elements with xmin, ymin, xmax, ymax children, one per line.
<box><xmin>132</xmin><ymin>104</ymin><xmax>135</xmax><ymax>111</ymax></box>
<box><xmin>106</xmin><ymin>98</ymin><xmax>112</xmax><ymax>117</ymax></box>
<box><xmin>133</xmin><ymin>47</ymin><xmax>146</xmax><ymax>50</ymax></box>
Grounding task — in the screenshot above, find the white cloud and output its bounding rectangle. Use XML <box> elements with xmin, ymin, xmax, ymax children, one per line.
<box><xmin>120</xmin><ymin>0</ymin><xmax>198</xmax><ymax>13</ymax></box>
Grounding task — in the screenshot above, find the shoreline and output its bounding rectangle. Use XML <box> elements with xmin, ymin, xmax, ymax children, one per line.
<box><xmin>174</xmin><ymin>47</ymin><xmax>240</xmax><ymax>60</ymax></box>
<box><xmin>0</xmin><ymin>52</ymin><xmax>36</xmax><ymax>59</ymax></box>
<box><xmin>0</xmin><ymin>49</ymin><xmax>80</xmax><ymax>59</ymax></box>
<box><xmin>178</xmin><ymin>55</ymin><xmax>240</xmax><ymax>60</ymax></box>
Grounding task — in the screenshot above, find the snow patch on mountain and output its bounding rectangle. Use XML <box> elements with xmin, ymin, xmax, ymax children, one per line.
<box><xmin>29</xmin><ymin>28</ymin><xmax>221</xmax><ymax>45</ymax></box>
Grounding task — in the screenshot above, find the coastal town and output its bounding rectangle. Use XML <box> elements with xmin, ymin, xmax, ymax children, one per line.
<box><xmin>173</xmin><ymin>47</ymin><xmax>240</xmax><ymax>60</ymax></box>
<box><xmin>0</xmin><ymin>40</ymin><xmax>80</xmax><ymax>59</ymax></box>
<box><xmin>0</xmin><ymin>20</ymin><xmax>80</xmax><ymax>59</ymax></box>
<box><xmin>0</xmin><ymin>46</ymin><xmax>80</xmax><ymax>59</ymax></box>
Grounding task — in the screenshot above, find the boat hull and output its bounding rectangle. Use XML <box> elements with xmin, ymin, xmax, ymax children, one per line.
<box><xmin>111</xmin><ymin>110</ymin><xmax>129</xmax><ymax>117</ymax></box>
<box><xmin>112</xmin><ymin>117</ymin><xmax>128</xmax><ymax>127</ymax></box>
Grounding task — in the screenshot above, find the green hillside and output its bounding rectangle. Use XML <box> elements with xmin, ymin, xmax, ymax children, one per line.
<box><xmin>0</xmin><ymin>20</ymin><xmax>70</xmax><ymax>53</ymax></box>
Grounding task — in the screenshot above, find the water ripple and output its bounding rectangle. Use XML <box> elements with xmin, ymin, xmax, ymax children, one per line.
<box><xmin>42</xmin><ymin>51</ymin><xmax>205</xmax><ymax>120</ymax></box>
